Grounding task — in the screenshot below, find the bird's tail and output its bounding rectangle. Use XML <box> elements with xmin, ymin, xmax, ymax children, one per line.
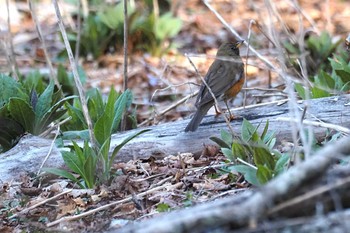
<box><xmin>184</xmin><ymin>109</ymin><xmax>208</xmax><ymax>132</ymax></box>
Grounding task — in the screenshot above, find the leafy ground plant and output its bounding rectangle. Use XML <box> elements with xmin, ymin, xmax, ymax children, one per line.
<box><xmin>0</xmin><ymin>73</ymin><xmax>74</xmax><ymax>152</ymax></box>
<box><xmin>44</xmin><ymin>89</ymin><xmax>149</xmax><ymax>187</ymax></box>
<box><xmin>295</xmin><ymin>54</ymin><xmax>350</xmax><ymax>99</ymax></box>
<box><xmin>210</xmin><ymin>119</ymin><xmax>289</xmax><ymax>186</ymax></box>
<box><xmin>284</xmin><ymin>31</ymin><xmax>350</xmax><ymax>99</ymax></box>
<box><xmin>67</xmin><ymin>1</ymin><xmax>182</xmax><ymax>58</ymax></box>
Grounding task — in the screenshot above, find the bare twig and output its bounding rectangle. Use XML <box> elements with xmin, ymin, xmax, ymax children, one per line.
<box><xmin>37</xmin><ymin>125</ymin><xmax>61</xmax><ymax>176</ymax></box>
<box><xmin>10</xmin><ymin>189</ymin><xmax>73</xmax><ymax>219</ymax></box>
<box><xmin>268</xmin><ymin>175</ymin><xmax>350</xmax><ymax>215</ymax></box>
<box><xmin>123</xmin><ymin>0</ymin><xmax>128</xmax><ymax>92</ymax></box>
<box><xmin>276</xmin><ymin>117</ymin><xmax>350</xmax><ymax>135</ymax></box>
<box><xmin>46</xmin><ymin>183</ymin><xmax>176</xmax><ymax>227</ymax></box>
<box><xmin>52</xmin><ymin>0</ymin><xmax>96</xmax><ymax>148</ymax></box>
<box><xmin>5</xmin><ymin>0</ymin><xmax>19</xmax><ymax>80</ymax></box>
<box><xmin>244</xmin><ymin>20</ymin><xmax>254</xmax><ymax>107</ymax></box>
<box><xmin>74</xmin><ymin>0</ymin><xmax>82</xmax><ymax>63</ymax></box>
<box><xmin>203</xmin><ymin>0</ymin><xmax>277</xmax><ymax>73</ymax></box>
<box><xmin>29</xmin><ymin>0</ymin><xmax>59</xmax><ymax>87</ymax></box>
<box><xmin>120</xmin><ymin>0</ymin><xmax>129</xmax><ymax>131</ymax></box>
<box><xmin>138</xmin><ymin>89</ymin><xmax>199</xmax><ymax>127</ymax></box>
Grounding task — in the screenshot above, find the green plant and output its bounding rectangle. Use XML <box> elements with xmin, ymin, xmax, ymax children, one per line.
<box><xmin>68</xmin><ymin>14</ymin><xmax>114</xmax><ymax>59</ymax></box>
<box><xmin>129</xmin><ymin>12</ymin><xmax>182</xmax><ymax>56</ymax></box>
<box><xmin>61</xmin><ymin>88</ymin><xmax>136</xmax><ymax>138</ymax></box>
<box><xmin>211</xmin><ymin>119</ymin><xmax>289</xmax><ymax>186</ymax></box>
<box><xmin>0</xmin><ymin>118</ymin><xmax>24</xmax><ymax>153</ymax></box>
<box><xmin>295</xmin><ymin>54</ymin><xmax>350</xmax><ymax>99</ymax></box>
<box><xmin>0</xmin><ymin>74</ymin><xmax>74</xmax><ymax>152</ymax></box>
<box><xmin>156</xmin><ymin>203</ymin><xmax>171</xmax><ymax>212</ymax></box>
<box><xmin>67</xmin><ymin>1</ymin><xmax>182</xmax><ymax>58</ymax></box>
<box><xmin>44</xmin><ymin>88</ymin><xmax>149</xmax><ymax>187</ymax></box>
<box><xmin>44</xmin><ymin>141</ymin><xmax>97</xmax><ymax>189</ymax></box>
<box><xmin>285</xmin><ymin>31</ymin><xmax>342</xmax><ymax>76</ymax></box>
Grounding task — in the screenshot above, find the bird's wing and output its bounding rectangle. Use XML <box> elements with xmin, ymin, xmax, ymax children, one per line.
<box><xmin>197</xmin><ymin>61</ymin><xmax>243</xmax><ymax>107</ymax></box>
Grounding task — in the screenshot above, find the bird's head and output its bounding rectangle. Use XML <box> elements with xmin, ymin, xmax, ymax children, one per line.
<box><xmin>217</xmin><ymin>40</ymin><xmax>244</xmax><ymax>57</ymax></box>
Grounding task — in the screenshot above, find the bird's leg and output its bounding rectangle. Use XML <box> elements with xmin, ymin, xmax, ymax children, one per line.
<box><xmin>224</xmin><ymin>100</ymin><xmax>235</xmax><ymax>120</ymax></box>
<box><xmin>214</xmin><ymin>104</ymin><xmax>222</xmax><ymax>117</ymax></box>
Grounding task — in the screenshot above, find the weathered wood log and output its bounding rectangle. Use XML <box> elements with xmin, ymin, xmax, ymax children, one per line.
<box><xmin>111</xmin><ymin>94</ymin><xmax>350</xmax><ymax>161</ymax></box>
<box><xmin>1</xmin><ymin>95</ymin><xmax>350</xmax><ymax>182</ymax></box>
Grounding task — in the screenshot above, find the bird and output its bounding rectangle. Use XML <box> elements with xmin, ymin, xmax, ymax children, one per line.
<box><xmin>185</xmin><ymin>40</ymin><xmax>245</xmax><ymax>132</ymax></box>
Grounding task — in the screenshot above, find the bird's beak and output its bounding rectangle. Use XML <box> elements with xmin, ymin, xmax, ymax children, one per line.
<box><xmin>236</xmin><ymin>40</ymin><xmax>244</xmax><ymax>48</ymax></box>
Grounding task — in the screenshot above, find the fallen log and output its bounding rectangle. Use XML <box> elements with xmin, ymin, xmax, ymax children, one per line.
<box><xmin>110</xmin><ymin>94</ymin><xmax>350</xmax><ymax>161</ymax></box>
<box><xmin>1</xmin><ymin>95</ymin><xmax>350</xmax><ymax>182</ymax></box>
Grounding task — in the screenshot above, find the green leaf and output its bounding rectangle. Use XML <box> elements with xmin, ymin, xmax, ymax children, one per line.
<box><xmin>82</xmin><ymin>142</ymin><xmax>97</xmax><ymax>188</ymax></box>
<box><xmin>311</xmin><ymin>86</ymin><xmax>330</xmax><ymax>98</ymax></box>
<box><xmin>99</xmin><ymin>136</ymin><xmax>111</xmax><ymax>164</ymax></box>
<box><xmin>157</xmin><ymin>203</ymin><xmax>171</xmax><ymax>212</ymax></box>
<box><xmin>220</xmin><ymin>130</ymin><xmax>233</xmax><ymax>147</ymax></box>
<box><xmin>35</xmin><ymin>81</ymin><xmax>54</xmax><ymax>120</ymax></box>
<box><xmin>231</xmin><ymin>141</ymin><xmax>248</xmax><ymax>161</ymax></box>
<box><xmin>99</xmin><ymin>3</ymin><xmax>134</xmax><ymax>29</ymax></box>
<box><xmin>37</xmin><ymin>95</ymin><xmax>76</xmax><ymax>133</ymax></box>
<box><xmin>65</xmin><ymin>101</ymin><xmax>87</xmax><ymax>130</ymax></box>
<box><xmin>8</xmin><ymin>98</ymin><xmax>36</xmax><ymax>133</ymax></box>
<box><xmin>87</xmin><ymin>88</ymin><xmax>105</xmax><ymax>122</ymax></box>
<box><xmin>229</xmin><ymin>165</ymin><xmax>260</xmax><ymax>186</ymax></box>
<box><xmin>294</xmin><ymin>83</ymin><xmax>306</xmax><ymax>99</ymax></box>
<box><xmin>242</xmin><ymin>118</ymin><xmax>260</xmax><ymax>142</ymax></box>
<box><xmin>0</xmin><ymin>74</ymin><xmax>27</xmax><ymax>106</ymax></box>
<box><xmin>62</xmin><ymin>150</ymin><xmax>84</xmax><ymax>176</ymax></box>
<box><xmin>316</xmin><ymin>70</ymin><xmax>335</xmax><ymax>89</ymax></box>
<box><xmin>252</xmin><ymin>145</ymin><xmax>275</xmax><ymax>170</ymax></box>
<box><xmin>260</xmin><ymin>120</ymin><xmax>269</xmax><ymax>140</ymax></box>
<box><xmin>109</xmin><ymin>129</ymin><xmax>150</xmax><ymax>170</ymax></box>
<box><xmin>241</xmin><ymin>118</ymin><xmax>254</xmax><ymax>142</ymax></box>
<box><xmin>209</xmin><ymin>136</ymin><xmax>230</xmax><ymax>149</ymax></box>
<box><xmin>256</xmin><ymin>165</ymin><xmax>273</xmax><ymax>184</ymax></box>
<box><xmin>0</xmin><ymin>117</ymin><xmax>24</xmax><ymax>152</ymax></box>
<box><xmin>57</xmin><ymin>64</ymin><xmax>76</xmax><ymax>95</ymax></box>
<box><xmin>335</xmin><ymin>69</ymin><xmax>350</xmax><ymax>84</ymax></box>
<box><xmin>62</xmin><ymin>130</ymin><xmax>90</xmax><ymax>140</ymax></box>
<box><xmin>112</xmin><ymin>90</ymin><xmax>133</xmax><ymax>132</ymax></box>
<box><xmin>94</xmin><ymin>88</ymin><xmax>118</xmax><ymax>145</ymax></box>
<box><xmin>155</xmin><ymin>13</ymin><xmax>182</xmax><ymax>41</ymax></box>
<box><xmin>221</xmin><ymin>148</ymin><xmax>234</xmax><ymax>161</ymax></box>
<box><xmin>42</xmin><ymin>168</ymin><xmax>79</xmax><ymax>183</ymax></box>
<box><xmin>21</xmin><ymin>71</ymin><xmax>46</xmax><ymax>94</ymax></box>
<box><xmin>274</xmin><ymin>153</ymin><xmax>290</xmax><ymax>175</ymax></box>
<box><xmin>341</xmin><ymin>81</ymin><xmax>350</xmax><ymax>92</ymax></box>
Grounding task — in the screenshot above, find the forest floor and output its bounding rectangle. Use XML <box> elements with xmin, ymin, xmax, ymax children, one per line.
<box><xmin>1</xmin><ymin>0</ymin><xmax>350</xmax><ymax>232</ymax></box>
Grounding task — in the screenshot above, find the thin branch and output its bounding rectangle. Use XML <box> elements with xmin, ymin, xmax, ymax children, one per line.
<box><xmin>37</xmin><ymin>125</ymin><xmax>61</xmax><ymax>176</ymax></box>
<box><xmin>120</xmin><ymin>0</ymin><xmax>129</xmax><ymax>131</ymax></box>
<box><xmin>10</xmin><ymin>189</ymin><xmax>73</xmax><ymax>219</ymax></box>
<box><xmin>203</xmin><ymin>0</ymin><xmax>277</xmax><ymax>73</ymax></box>
<box><xmin>52</xmin><ymin>0</ymin><xmax>96</xmax><ymax>148</ymax></box>
<box><xmin>123</xmin><ymin>0</ymin><xmax>128</xmax><ymax>92</ymax></box>
<box><xmin>138</xmin><ymin>89</ymin><xmax>199</xmax><ymax>127</ymax></box>
<box><xmin>5</xmin><ymin>0</ymin><xmax>19</xmax><ymax>80</ymax></box>
<box><xmin>29</xmin><ymin>0</ymin><xmax>60</xmax><ymax>87</ymax></box>
<box><xmin>46</xmin><ymin>183</ymin><xmax>177</xmax><ymax>227</ymax></box>
<box><xmin>74</xmin><ymin>0</ymin><xmax>82</xmax><ymax>63</ymax></box>
<box><xmin>276</xmin><ymin>117</ymin><xmax>350</xmax><ymax>135</ymax></box>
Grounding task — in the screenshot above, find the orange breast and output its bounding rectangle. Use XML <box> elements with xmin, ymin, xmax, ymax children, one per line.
<box><xmin>224</xmin><ymin>76</ymin><xmax>245</xmax><ymax>100</ymax></box>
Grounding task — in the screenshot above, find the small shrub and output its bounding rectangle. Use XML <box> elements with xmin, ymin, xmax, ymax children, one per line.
<box><xmin>211</xmin><ymin>119</ymin><xmax>289</xmax><ymax>186</ymax></box>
